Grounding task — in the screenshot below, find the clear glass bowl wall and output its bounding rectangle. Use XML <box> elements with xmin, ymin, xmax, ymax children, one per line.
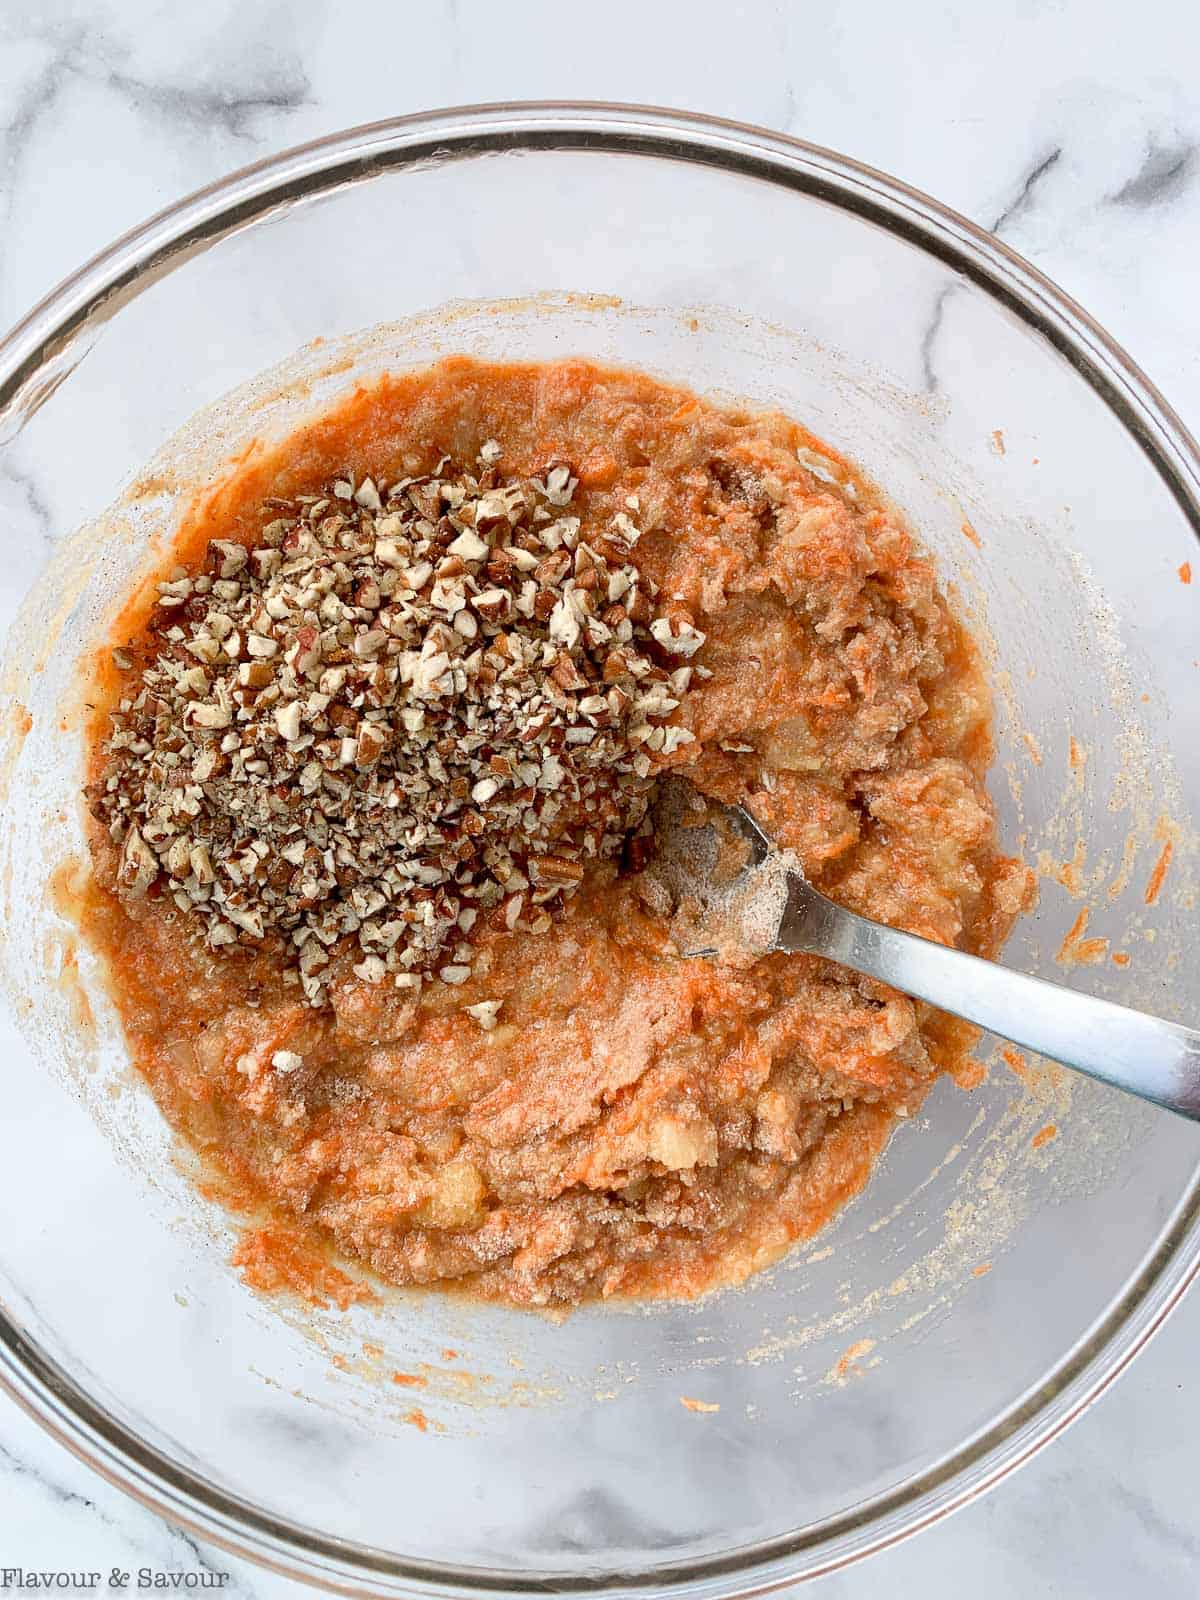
<box><xmin>0</xmin><ymin>107</ymin><xmax>1197</xmax><ymax>1598</ymax></box>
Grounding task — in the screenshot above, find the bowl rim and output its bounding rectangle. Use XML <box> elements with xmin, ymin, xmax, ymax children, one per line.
<box><xmin>1</xmin><ymin>100</ymin><xmax>1198</xmax><ymax>1599</ymax></box>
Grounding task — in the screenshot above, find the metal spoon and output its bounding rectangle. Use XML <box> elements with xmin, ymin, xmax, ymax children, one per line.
<box><xmin>654</xmin><ymin>788</ymin><xmax>1200</xmax><ymax>1122</ymax></box>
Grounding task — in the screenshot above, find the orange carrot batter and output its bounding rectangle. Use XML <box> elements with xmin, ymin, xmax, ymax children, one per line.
<box><xmin>81</xmin><ymin>358</ymin><xmax>1032</xmax><ymax>1307</ymax></box>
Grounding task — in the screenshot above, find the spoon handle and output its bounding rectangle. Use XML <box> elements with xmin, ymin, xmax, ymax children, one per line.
<box><xmin>778</xmin><ymin>876</ymin><xmax>1200</xmax><ymax>1121</ymax></box>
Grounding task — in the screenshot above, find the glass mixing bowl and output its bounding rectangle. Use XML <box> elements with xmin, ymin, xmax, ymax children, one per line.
<box><xmin>0</xmin><ymin>105</ymin><xmax>1197</xmax><ymax>1597</ymax></box>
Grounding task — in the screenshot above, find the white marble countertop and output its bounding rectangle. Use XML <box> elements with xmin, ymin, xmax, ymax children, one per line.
<box><xmin>1</xmin><ymin>0</ymin><xmax>1198</xmax><ymax>1593</ymax></box>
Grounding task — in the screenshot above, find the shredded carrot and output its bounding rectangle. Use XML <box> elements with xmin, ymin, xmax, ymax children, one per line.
<box><xmin>1056</xmin><ymin>906</ymin><xmax>1108</xmax><ymax>966</ymax></box>
<box><xmin>1144</xmin><ymin>838</ymin><xmax>1174</xmax><ymax>905</ymax></box>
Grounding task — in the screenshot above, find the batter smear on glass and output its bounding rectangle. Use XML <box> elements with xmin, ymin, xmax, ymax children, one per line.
<box><xmin>82</xmin><ymin>357</ymin><xmax>1033</xmax><ymax>1307</ymax></box>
